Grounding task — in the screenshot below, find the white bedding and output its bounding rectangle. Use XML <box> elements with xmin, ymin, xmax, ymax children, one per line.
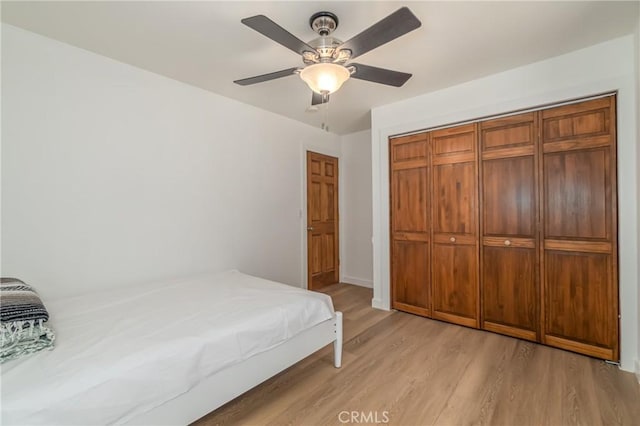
<box><xmin>0</xmin><ymin>270</ymin><xmax>334</xmax><ymax>425</ymax></box>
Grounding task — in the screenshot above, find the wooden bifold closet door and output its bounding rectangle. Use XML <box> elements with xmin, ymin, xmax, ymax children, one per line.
<box><xmin>390</xmin><ymin>133</ymin><xmax>431</xmax><ymax>317</ymax></box>
<box><xmin>389</xmin><ymin>95</ymin><xmax>619</xmax><ymax>361</ymax></box>
<box><xmin>479</xmin><ymin>112</ymin><xmax>539</xmax><ymax>342</ymax></box>
<box><xmin>430</xmin><ymin>124</ymin><xmax>479</xmax><ymax>328</ymax></box>
<box><xmin>539</xmin><ymin>97</ymin><xmax>618</xmax><ymax>360</ymax></box>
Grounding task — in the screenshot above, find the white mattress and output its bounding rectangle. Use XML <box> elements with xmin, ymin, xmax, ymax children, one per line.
<box><xmin>1</xmin><ymin>270</ymin><xmax>334</xmax><ymax>425</ymax></box>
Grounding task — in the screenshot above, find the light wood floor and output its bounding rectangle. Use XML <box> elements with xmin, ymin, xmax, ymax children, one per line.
<box><xmin>195</xmin><ymin>284</ymin><xmax>640</xmax><ymax>426</ymax></box>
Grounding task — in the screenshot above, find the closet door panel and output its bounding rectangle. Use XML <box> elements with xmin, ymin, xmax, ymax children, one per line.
<box><xmin>482</xmin><ymin>246</ymin><xmax>537</xmax><ymax>340</ymax></box>
<box><xmin>392</xmin><ymin>167</ymin><xmax>429</xmax><ymax>233</ymax></box>
<box><xmin>432</xmin><ymin>162</ymin><xmax>475</xmax><ymax>234</ymax></box>
<box><xmin>392</xmin><ymin>240</ymin><xmax>430</xmax><ymax>316</ymax></box>
<box><xmin>392</xmin><ymin>139</ymin><xmax>428</xmax><ymax>162</ymax></box>
<box><xmin>544</xmin><ymin>251</ymin><xmax>615</xmax><ymax>359</ymax></box>
<box><xmin>541</xmin><ymin>97</ymin><xmax>611</xmax><ymax>143</ymax></box>
<box><xmin>482</xmin><ymin>122</ymin><xmax>534</xmax><ymax>150</ymax></box>
<box><xmin>432</xmin><ymin>243</ymin><xmax>477</xmax><ymax>327</ymax></box>
<box><xmin>544</xmin><ymin>148</ymin><xmax>610</xmax><ymax>240</ymax></box>
<box><xmin>482</xmin><ymin>156</ymin><xmax>535</xmax><ymax>237</ymax></box>
<box><xmin>432</xmin><ymin>129</ymin><xmax>475</xmax><ymax>158</ymax></box>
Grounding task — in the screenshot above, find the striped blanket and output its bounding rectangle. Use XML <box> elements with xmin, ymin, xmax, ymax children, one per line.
<box><xmin>1</xmin><ymin>278</ymin><xmax>55</xmax><ymax>363</ymax></box>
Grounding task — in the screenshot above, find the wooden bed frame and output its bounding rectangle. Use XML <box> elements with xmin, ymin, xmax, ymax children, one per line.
<box><xmin>126</xmin><ymin>311</ymin><xmax>343</xmax><ymax>425</ymax></box>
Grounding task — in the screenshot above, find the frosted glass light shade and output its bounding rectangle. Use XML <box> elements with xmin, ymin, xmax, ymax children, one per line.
<box><xmin>300</xmin><ymin>63</ymin><xmax>350</xmax><ymax>94</ymax></box>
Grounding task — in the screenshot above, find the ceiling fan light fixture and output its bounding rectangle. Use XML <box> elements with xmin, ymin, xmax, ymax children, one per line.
<box><xmin>300</xmin><ymin>63</ymin><xmax>350</xmax><ymax>94</ymax></box>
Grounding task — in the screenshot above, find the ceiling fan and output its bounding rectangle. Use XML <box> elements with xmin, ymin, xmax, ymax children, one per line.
<box><xmin>234</xmin><ymin>7</ymin><xmax>421</xmax><ymax>106</ymax></box>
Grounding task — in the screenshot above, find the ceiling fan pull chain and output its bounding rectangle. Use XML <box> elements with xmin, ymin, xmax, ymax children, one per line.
<box><xmin>322</xmin><ymin>99</ymin><xmax>330</xmax><ymax>132</ymax></box>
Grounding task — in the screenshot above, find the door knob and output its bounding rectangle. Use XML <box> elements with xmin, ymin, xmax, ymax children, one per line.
<box><xmin>449</xmin><ymin>237</ymin><xmax>456</xmax><ymax>243</ymax></box>
<box><xmin>504</xmin><ymin>239</ymin><xmax>512</xmax><ymax>246</ymax></box>
<box><xmin>307</xmin><ymin>227</ymin><xmax>314</xmax><ymax>231</ymax></box>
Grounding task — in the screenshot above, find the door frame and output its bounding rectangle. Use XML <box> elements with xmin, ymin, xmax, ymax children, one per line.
<box><xmin>300</xmin><ymin>144</ymin><xmax>342</xmax><ymax>290</ymax></box>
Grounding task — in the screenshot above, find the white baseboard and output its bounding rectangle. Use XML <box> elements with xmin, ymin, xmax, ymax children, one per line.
<box><xmin>635</xmin><ymin>359</ymin><xmax>640</xmax><ymax>384</ymax></box>
<box><xmin>371</xmin><ymin>298</ymin><xmax>390</xmax><ymax>311</ymax></box>
<box><xmin>341</xmin><ymin>275</ymin><xmax>373</xmax><ymax>288</ymax></box>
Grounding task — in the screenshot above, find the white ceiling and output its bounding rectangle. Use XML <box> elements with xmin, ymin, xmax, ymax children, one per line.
<box><xmin>2</xmin><ymin>1</ymin><xmax>639</xmax><ymax>134</ymax></box>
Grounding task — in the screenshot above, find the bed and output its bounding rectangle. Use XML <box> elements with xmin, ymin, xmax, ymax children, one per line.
<box><xmin>1</xmin><ymin>270</ymin><xmax>343</xmax><ymax>425</ymax></box>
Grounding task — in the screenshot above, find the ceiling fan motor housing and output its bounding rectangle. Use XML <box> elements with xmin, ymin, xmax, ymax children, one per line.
<box><xmin>310</xmin><ymin>12</ymin><xmax>338</xmax><ymax>36</ymax></box>
<box><xmin>307</xmin><ymin>36</ymin><xmax>345</xmax><ymax>63</ymax></box>
<box><xmin>306</xmin><ymin>12</ymin><xmax>350</xmax><ymax>64</ymax></box>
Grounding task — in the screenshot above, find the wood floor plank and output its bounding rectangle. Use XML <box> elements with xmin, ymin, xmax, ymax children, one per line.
<box><xmin>195</xmin><ymin>284</ymin><xmax>640</xmax><ymax>426</ymax></box>
<box><xmin>432</xmin><ymin>332</ymin><xmax>516</xmax><ymax>426</ymax></box>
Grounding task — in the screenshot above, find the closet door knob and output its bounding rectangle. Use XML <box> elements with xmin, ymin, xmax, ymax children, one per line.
<box><xmin>450</xmin><ymin>237</ymin><xmax>456</xmax><ymax>243</ymax></box>
<box><xmin>504</xmin><ymin>239</ymin><xmax>512</xmax><ymax>246</ymax></box>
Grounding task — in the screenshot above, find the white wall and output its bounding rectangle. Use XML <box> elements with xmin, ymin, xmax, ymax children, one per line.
<box><xmin>340</xmin><ymin>129</ymin><xmax>373</xmax><ymax>288</ymax></box>
<box><xmin>635</xmin><ymin>16</ymin><xmax>640</xmax><ymax>381</ymax></box>
<box><xmin>1</xmin><ymin>24</ymin><xmax>340</xmax><ymax>300</ymax></box>
<box><xmin>371</xmin><ymin>35</ymin><xmax>639</xmax><ymax>372</ymax></box>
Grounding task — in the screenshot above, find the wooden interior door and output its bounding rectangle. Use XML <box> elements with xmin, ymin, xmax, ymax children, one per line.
<box><xmin>390</xmin><ymin>133</ymin><xmax>431</xmax><ymax>316</ymax></box>
<box><xmin>307</xmin><ymin>152</ymin><xmax>339</xmax><ymax>290</ymax></box>
<box><xmin>540</xmin><ymin>96</ymin><xmax>618</xmax><ymax>360</ymax></box>
<box><xmin>480</xmin><ymin>112</ymin><xmax>539</xmax><ymax>341</ymax></box>
<box><xmin>430</xmin><ymin>123</ymin><xmax>479</xmax><ymax>327</ymax></box>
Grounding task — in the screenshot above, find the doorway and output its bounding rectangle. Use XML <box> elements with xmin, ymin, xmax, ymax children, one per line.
<box><xmin>306</xmin><ymin>151</ymin><xmax>339</xmax><ymax>290</ymax></box>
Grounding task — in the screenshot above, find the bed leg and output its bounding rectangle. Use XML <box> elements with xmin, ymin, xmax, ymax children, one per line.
<box><xmin>333</xmin><ymin>311</ymin><xmax>343</xmax><ymax>368</ymax></box>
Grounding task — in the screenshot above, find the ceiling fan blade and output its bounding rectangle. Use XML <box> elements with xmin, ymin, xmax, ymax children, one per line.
<box><xmin>337</xmin><ymin>7</ymin><xmax>421</xmax><ymax>60</ymax></box>
<box><xmin>311</xmin><ymin>92</ymin><xmax>330</xmax><ymax>106</ymax></box>
<box><xmin>234</xmin><ymin>67</ymin><xmax>299</xmax><ymax>86</ymax></box>
<box><xmin>349</xmin><ymin>63</ymin><xmax>412</xmax><ymax>87</ymax></box>
<box><xmin>241</xmin><ymin>15</ymin><xmax>317</xmax><ymax>56</ymax></box>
